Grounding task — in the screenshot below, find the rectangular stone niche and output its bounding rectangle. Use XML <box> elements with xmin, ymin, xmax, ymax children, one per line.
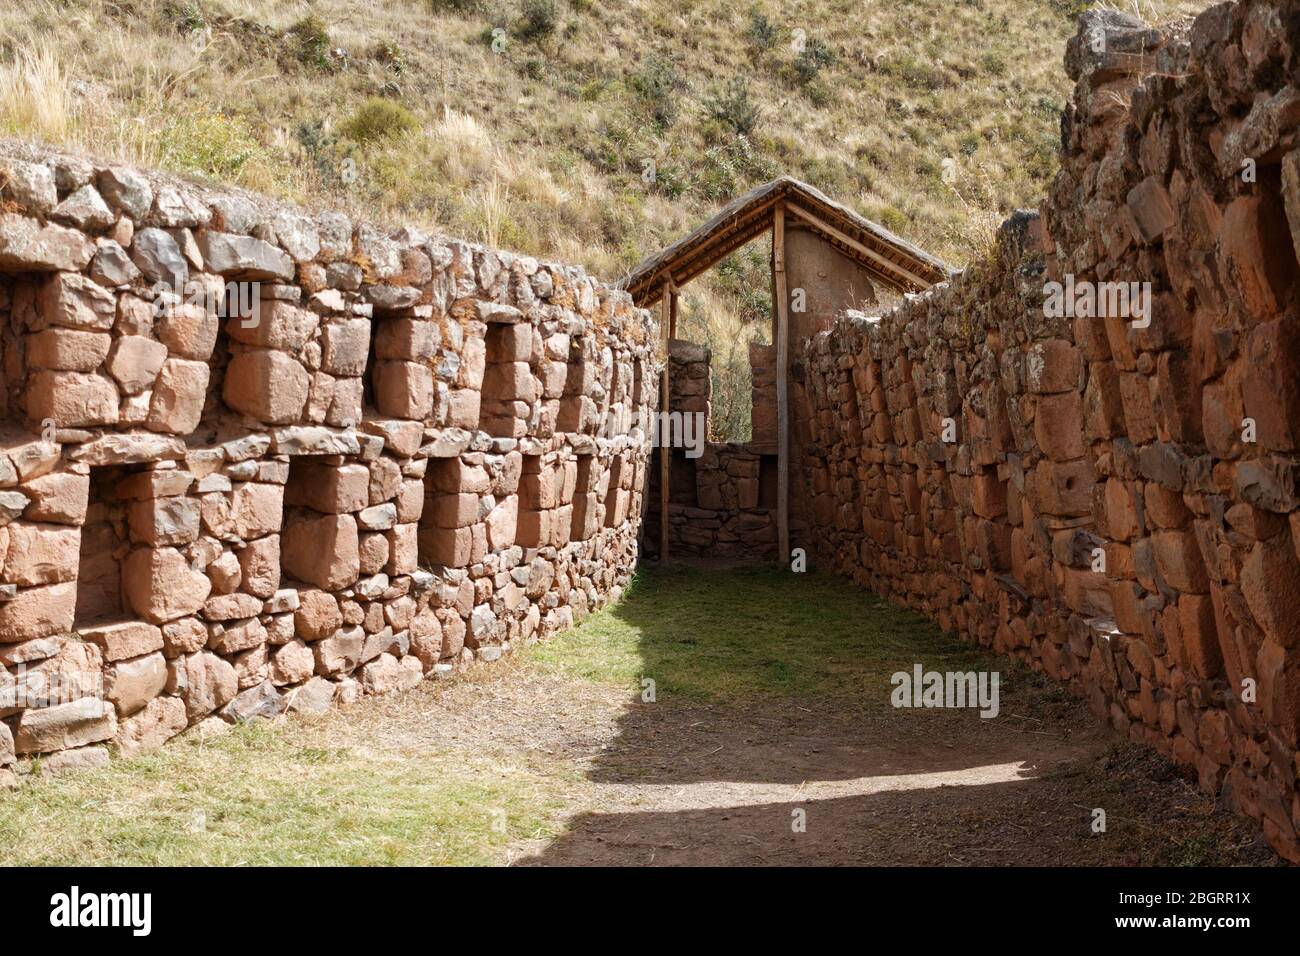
<box><xmin>517</xmin><ymin>455</ymin><xmax>576</xmax><ymax>547</ymax></box>
<box><xmin>666</xmin><ymin>451</ymin><xmax>697</xmax><ymax>510</ymax></box>
<box><xmin>418</xmin><ymin>458</ymin><xmax>480</xmax><ymax>569</ymax></box>
<box><xmin>361</xmin><ymin>316</ymin><xmax>381</xmax><ymax>415</ymax></box>
<box><xmin>479</xmin><ymin>324</ymin><xmax>534</xmax><ymax>438</ymax></box>
<box><xmin>75</xmin><ymin>464</ymin><xmax>145</xmax><ymax>628</ymax></box>
<box><xmin>280</xmin><ymin>456</ymin><xmax>363</xmax><ymax>591</ymax></box>
<box><xmin>571</xmin><ymin>455</ymin><xmax>600</xmax><ymax>541</ymax></box>
<box><xmin>759</xmin><ymin>454</ymin><xmax>778</xmax><ymax>510</ymax></box>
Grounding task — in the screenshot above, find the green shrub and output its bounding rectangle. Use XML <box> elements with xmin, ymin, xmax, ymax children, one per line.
<box><xmin>159</xmin><ymin>111</ymin><xmax>264</xmax><ymax>181</ymax></box>
<box><xmin>875</xmin><ymin>205</ymin><xmax>909</xmax><ymax>233</ymax></box>
<box><xmin>630</xmin><ymin>56</ymin><xmax>680</xmax><ymax>128</ymax></box>
<box><xmin>517</xmin><ymin>0</ymin><xmax>558</xmax><ymax>40</ymax></box>
<box><xmin>340</xmin><ymin>97</ymin><xmax>420</xmax><ymax>143</ymax></box>
<box><xmin>373</xmin><ymin>41</ymin><xmax>407</xmax><ymax>75</ymax></box>
<box><xmin>745</xmin><ymin>10</ymin><xmax>778</xmax><ymax>51</ymax></box>
<box><xmin>704</xmin><ymin>76</ymin><xmax>759</xmax><ymax>137</ymax></box>
<box><xmin>793</xmin><ymin>38</ymin><xmax>834</xmax><ymax>85</ymax></box>
<box><xmin>289</xmin><ymin>15</ymin><xmax>332</xmax><ymax>70</ymax></box>
<box><xmin>577</xmin><ymin>79</ymin><xmax>606</xmax><ymax>101</ymax></box>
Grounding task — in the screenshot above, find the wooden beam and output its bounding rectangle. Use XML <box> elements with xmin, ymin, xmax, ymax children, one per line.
<box><xmin>658</xmin><ymin>282</ymin><xmax>678</xmax><ymax>563</ymax></box>
<box><xmin>630</xmin><ymin>201</ymin><xmax>780</xmax><ymax>308</ymax></box>
<box><xmin>774</xmin><ymin>204</ymin><xmax>790</xmax><ymax>568</ymax></box>
<box><xmin>660</xmin><ymin>213</ymin><xmax>774</xmax><ymax>293</ymax></box>
<box><xmin>784</xmin><ymin>201</ymin><xmax>933</xmax><ymax>290</ymax></box>
<box><xmin>623</xmin><ymin>188</ymin><xmax>785</xmax><ymax>300</ymax></box>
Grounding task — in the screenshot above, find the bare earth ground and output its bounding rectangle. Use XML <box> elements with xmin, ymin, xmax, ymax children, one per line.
<box><xmin>372</xmin><ymin>663</ymin><xmax>1272</xmax><ymax>866</ymax></box>
<box><xmin>0</xmin><ymin>566</ymin><xmax>1280</xmax><ymax>866</ymax></box>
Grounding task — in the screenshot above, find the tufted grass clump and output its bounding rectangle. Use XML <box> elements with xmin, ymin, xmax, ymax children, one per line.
<box><xmin>341</xmin><ymin>97</ymin><xmax>421</xmax><ymax>144</ymax></box>
<box><xmin>428</xmin><ymin>0</ymin><xmax>482</xmax><ymax>12</ymax></box>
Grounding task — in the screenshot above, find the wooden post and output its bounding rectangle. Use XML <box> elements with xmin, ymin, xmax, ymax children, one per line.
<box><xmin>774</xmin><ymin>205</ymin><xmax>790</xmax><ymax>567</ymax></box>
<box><xmin>659</xmin><ymin>280</ymin><xmax>678</xmax><ymax>563</ymax></box>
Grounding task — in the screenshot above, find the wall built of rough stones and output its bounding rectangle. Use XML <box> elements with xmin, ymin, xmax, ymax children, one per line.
<box><xmin>0</xmin><ymin>143</ymin><xmax>655</xmax><ymax>777</ymax></box>
<box><xmin>645</xmin><ymin>338</ymin><xmax>780</xmax><ymax>557</ymax></box>
<box><xmin>798</xmin><ymin>2</ymin><xmax>1300</xmax><ymax>861</ymax></box>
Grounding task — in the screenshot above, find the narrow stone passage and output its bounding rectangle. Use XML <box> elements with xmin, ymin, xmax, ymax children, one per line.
<box><xmin>1</xmin><ymin>565</ymin><xmax>1273</xmax><ymax>866</ymax></box>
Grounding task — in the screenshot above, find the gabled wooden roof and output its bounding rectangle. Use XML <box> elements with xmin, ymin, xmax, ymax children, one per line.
<box><xmin>621</xmin><ymin>176</ymin><xmax>954</xmax><ymax>308</ymax></box>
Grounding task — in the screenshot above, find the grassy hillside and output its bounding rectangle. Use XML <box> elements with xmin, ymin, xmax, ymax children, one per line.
<box><xmin>0</xmin><ymin>0</ymin><xmax>1201</xmax><ymax>437</ymax></box>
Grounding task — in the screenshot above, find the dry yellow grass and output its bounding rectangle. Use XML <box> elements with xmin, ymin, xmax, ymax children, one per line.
<box><xmin>0</xmin><ymin>43</ymin><xmax>76</xmax><ymax>142</ymax></box>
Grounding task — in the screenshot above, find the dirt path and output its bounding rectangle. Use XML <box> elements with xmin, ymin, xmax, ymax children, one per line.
<box><xmin>333</xmin><ymin>649</ymin><xmax>1276</xmax><ymax>866</ymax></box>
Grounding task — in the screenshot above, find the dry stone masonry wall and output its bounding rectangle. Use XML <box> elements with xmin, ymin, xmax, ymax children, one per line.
<box><xmin>0</xmin><ymin>143</ymin><xmax>656</xmax><ymax>778</ymax></box>
<box><xmin>645</xmin><ymin>339</ymin><xmax>779</xmax><ymax>558</ymax></box>
<box><xmin>799</xmin><ymin>1</ymin><xmax>1300</xmax><ymax>862</ymax></box>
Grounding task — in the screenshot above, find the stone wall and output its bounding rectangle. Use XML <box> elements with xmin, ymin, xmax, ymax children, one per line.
<box><xmin>648</xmin><ymin>441</ymin><xmax>779</xmax><ymax>556</ymax></box>
<box><xmin>645</xmin><ymin>338</ymin><xmax>780</xmax><ymax>558</ymax></box>
<box><xmin>750</xmin><ymin>342</ymin><xmax>777</xmax><ymax>445</ymax></box>
<box><xmin>0</xmin><ymin>143</ymin><xmax>656</xmax><ymax>777</ymax></box>
<box><xmin>797</xmin><ymin>2</ymin><xmax>1300</xmax><ymax>861</ymax></box>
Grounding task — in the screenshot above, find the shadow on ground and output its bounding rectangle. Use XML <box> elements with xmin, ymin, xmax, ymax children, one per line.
<box><xmin>517</xmin><ymin>564</ymin><xmax>1279</xmax><ymax>866</ymax></box>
